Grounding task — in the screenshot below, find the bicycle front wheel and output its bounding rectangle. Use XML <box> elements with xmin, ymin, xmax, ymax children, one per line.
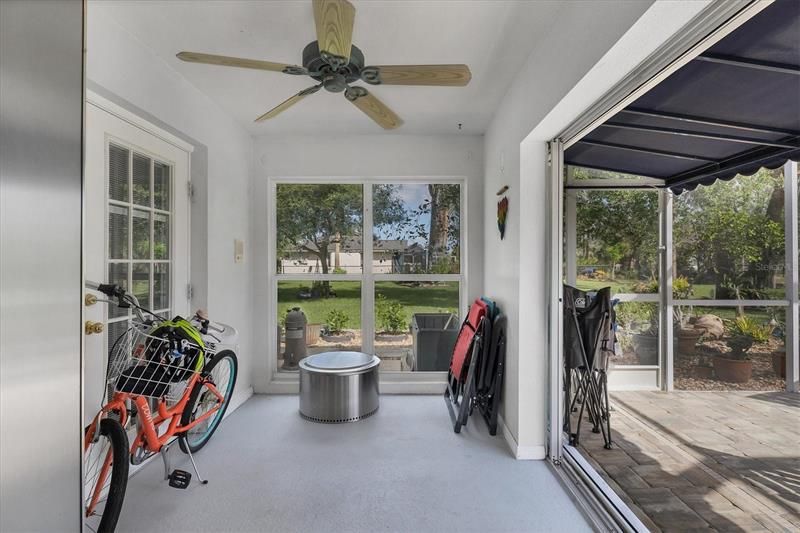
<box><xmin>179</xmin><ymin>349</ymin><xmax>238</xmax><ymax>453</ymax></box>
<box><xmin>84</xmin><ymin>418</ymin><xmax>129</xmax><ymax>533</ymax></box>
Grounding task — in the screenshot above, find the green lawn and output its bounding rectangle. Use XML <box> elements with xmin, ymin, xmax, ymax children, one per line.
<box><xmin>277</xmin><ymin>280</ymin><xmax>459</xmax><ymax>329</ymax></box>
<box><xmin>574</xmin><ymin>280</ymin><xmax>746</xmax><ymax>300</ymax></box>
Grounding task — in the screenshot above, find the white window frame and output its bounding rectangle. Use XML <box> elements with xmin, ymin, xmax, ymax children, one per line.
<box><xmin>267</xmin><ymin>176</ymin><xmax>467</xmax><ymax>392</ymax></box>
<box><xmin>564</xmin><ymin>183</ymin><xmax>664</xmax><ymax>391</ymax></box>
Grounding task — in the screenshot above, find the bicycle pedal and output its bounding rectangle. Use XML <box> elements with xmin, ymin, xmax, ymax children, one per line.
<box><xmin>168</xmin><ymin>469</ymin><xmax>191</xmax><ymax>489</ymax></box>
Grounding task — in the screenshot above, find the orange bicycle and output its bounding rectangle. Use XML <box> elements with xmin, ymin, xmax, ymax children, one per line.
<box><xmin>83</xmin><ymin>281</ymin><xmax>238</xmax><ymax>532</ymax></box>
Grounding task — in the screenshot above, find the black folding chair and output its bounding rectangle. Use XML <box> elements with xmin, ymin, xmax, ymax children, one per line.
<box><xmin>563</xmin><ymin>285</ymin><xmax>613</xmax><ymax>449</ymax></box>
<box><xmin>474</xmin><ymin>313</ymin><xmax>506</xmax><ymax>436</ymax></box>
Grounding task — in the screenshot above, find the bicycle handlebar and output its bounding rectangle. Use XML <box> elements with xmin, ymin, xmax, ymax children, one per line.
<box><xmin>85</xmin><ymin>280</ymin><xmax>230</xmax><ymax>343</ymax></box>
<box><xmin>85</xmin><ymin>280</ymin><xmax>146</xmax><ymax>322</ymax></box>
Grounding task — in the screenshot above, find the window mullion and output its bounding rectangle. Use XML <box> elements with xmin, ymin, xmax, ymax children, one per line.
<box><xmin>784</xmin><ymin>160</ymin><xmax>798</xmax><ymax>392</ymax></box>
<box><xmin>362</xmin><ymin>184</ymin><xmax>375</xmax><ymax>355</ymax></box>
<box><xmin>127</xmin><ymin>149</ymin><xmax>133</xmax><ymax>315</ymax></box>
<box><xmin>149</xmin><ymin>157</ymin><xmax>155</xmax><ymax>310</ymax></box>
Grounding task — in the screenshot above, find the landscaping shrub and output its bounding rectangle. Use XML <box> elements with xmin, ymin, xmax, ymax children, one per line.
<box><xmin>376</xmin><ymin>294</ymin><xmax>407</xmax><ymax>333</ymax></box>
<box><xmin>325</xmin><ymin>309</ymin><xmax>349</xmax><ymax>334</ymax></box>
<box><xmin>726</xmin><ymin>316</ymin><xmax>772</xmax><ymax>344</ymax></box>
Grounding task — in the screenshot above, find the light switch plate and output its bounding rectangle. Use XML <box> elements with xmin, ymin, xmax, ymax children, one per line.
<box><xmin>234</xmin><ymin>239</ymin><xmax>244</xmax><ymax>263</ymax></box>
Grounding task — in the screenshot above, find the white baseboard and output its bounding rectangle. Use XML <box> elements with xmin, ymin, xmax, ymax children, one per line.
<box><xmin>497</xmin><ymin>414</ymin><xmax>546</xmax><ymax>460</ymax></box>
<box><xmin>226</xmin><ymin>386</ymin><xmax>254</xmax><ymax>416</ymax></box>
<box><xmin>262</xmin><ymin>380</ymin><xmax>448</xmax><ymax>394</ymax></box>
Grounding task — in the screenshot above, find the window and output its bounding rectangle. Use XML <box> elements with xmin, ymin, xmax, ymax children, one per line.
<box><xmin>276</xmin><ymin>184</ymin><xmax>363</xmax><ymax>274</ymax></box>
<box><xmin>571</xmin><ymin>189</ymin><xmax>660</xmax><ymax>293</ymax></box>
<box><xmin>372</xmin><ymin>184</ymin><xmax>460</xmax><ymax>274</ymax></box>
<box><xmin>272</xmin><ymin>181</ymin><xmax>464</xmax><ymax>373</ymax></box>
<box><xmin>565</xmin><ymin>170</ymin><xmax>662</xmax><ymax>370</ymax></box>
<box><xmin>107</xmin><ymin>142</ymin><xmax>172</xmax><ymax>342</ymax></box>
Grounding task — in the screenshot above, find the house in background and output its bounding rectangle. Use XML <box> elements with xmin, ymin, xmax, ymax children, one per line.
<box><xmin>279</xmin><ymin>237</ymin><xmax>428</xmax><ymax>274</ymax></box>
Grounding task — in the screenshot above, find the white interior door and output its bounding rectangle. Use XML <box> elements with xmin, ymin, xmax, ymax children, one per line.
<box><xmin>84</xmin><ymin>97</ymin><xmax>191</xmax><ymax>422</ymax></box>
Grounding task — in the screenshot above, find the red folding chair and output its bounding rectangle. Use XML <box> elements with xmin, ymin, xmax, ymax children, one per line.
<box><xmin>444</xmin><ymin>299</ymin><xmax>490</xmax><ymax>433</ymax></box>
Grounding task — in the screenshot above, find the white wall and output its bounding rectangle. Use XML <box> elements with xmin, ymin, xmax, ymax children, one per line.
<box><xmin>252</xmin><ymin>134</ymin><xmax>484</xmax><ymax>390</ymax></box>
<box><xmin>483</xmin><ymin>0</ymin><xmax>710</xmax><ymax>458</ymax></box>
<box><xmin>86</xmin><ymin>5</ymin><xmax>255</xmax><ymax>406</ymax></box>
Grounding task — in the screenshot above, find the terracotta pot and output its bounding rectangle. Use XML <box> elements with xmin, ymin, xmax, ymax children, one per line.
<box><xmin>772</xmin><ymin>351</ymin><xmax>786</xmax><ymax>379</ymax></box>
<box><xmin>676</xmin><ymin>329</ymin><xmax>703</xmax><ymax>354</ymax></box>
<box><xmin>713</xmin><ymin>356</ymin><xmax>753</xmax><ymax>383</ymax></box>
<box><xmin>693</xmin><ymin>365</ymin><xmax>714</xmax><ymax>379</ymax></box>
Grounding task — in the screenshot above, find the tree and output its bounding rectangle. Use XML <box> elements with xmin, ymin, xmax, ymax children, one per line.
<box><xmin>277</xmin><ymin>184</ymin><xmax>405</xmax><ymax>295</ymax></box>
<box><xmin>673</xmin><ymin>167</ymin><xmax>784</xmax><ymax>298</ymax></box>
<box><xmin>276</xmin><ymin>184</ymin><xmax>362</xmax><ymax>294</ymax></box>
<box><xmin>427</xmin><ymin>184</ymin><xmax>460</xmax><ymax>271</ymax></box>
<box><xmin>574</xmin><ymin>179</ymin><xmax>660</xmax><ymax>281</ymax></box>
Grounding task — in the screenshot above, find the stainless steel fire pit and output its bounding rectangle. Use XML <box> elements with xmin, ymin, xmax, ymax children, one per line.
<box><xmin>299</xmin><ymin>351</ymin><xmax>380</xmax><ymax>423</ymax></box>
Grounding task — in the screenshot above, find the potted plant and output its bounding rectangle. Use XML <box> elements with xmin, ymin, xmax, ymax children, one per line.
<box><xmin>690</xmin><ymin>337</ymin><xmax>717</xmax><ymax>379</ymax></box>
<box><xmin>714</xmin><ymin>316</ymin><xmax>771</xmax><ymax>383</ymax></box>
<box><xmin>676</xmin><ymin>326</ymin><xmax>703</xmax><ymax>354</ymax></box>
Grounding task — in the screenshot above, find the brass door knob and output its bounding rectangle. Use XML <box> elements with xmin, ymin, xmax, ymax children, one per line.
<box><xmin>85</xmin><ymin>321</ymin><xmax>104</xmax><ymax>335</ymax></box>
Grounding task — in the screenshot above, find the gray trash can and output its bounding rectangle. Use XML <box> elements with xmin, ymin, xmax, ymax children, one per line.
<box><xmin>411</xmin><ymin>313</ymin><xmax>458</xmax><ymax>371</ymax></box>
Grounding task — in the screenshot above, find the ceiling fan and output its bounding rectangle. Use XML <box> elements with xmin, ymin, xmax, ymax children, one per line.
<box><xmin>176</xmin><ymin>0</ymin><xmax>471</xmax><ymax>130</ymax></box>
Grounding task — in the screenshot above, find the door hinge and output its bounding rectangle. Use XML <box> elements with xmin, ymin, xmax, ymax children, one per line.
<box><xmin>187</xmin><ymin>283</ymin><xmax>193</xmax><ymax>301</ymax></box>
<box><xmin>187</xmin><ymin>181</ymin><xmax>195</xmax><ymax>201</ymax></box>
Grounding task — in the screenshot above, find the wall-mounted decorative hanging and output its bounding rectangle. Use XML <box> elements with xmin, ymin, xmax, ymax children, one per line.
<box><xmin>496</xmin><ymin>186</ymin><xmax>509</xmax><ymax>240</ymax></box>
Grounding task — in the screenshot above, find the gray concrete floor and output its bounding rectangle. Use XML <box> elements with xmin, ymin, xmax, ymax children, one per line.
<box><xmin>117</xmin><ymin>395</ymin><xmax>591</xmax><ymax>533</ymax></box>
<box><xmin>579</xmin><ymin>391</ymin><xmax>800</xmax><ymax>532</ymax></box>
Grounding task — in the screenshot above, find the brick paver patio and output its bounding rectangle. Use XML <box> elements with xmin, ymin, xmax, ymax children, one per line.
<box><xmin>577</xmin><ymin>391</ymin><xmax>799</xmax><ymax>532</ymax></box>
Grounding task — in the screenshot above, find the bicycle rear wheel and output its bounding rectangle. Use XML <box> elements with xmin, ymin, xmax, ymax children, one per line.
<box><xmin>84</xmin><ymin>418</ymin><xmax>129</xmax><ymax>533</ymax></box>
<box><xmin>179</xmin><ymin>350</ymin><xmax>238</xmax><ymax>453</ymax></box>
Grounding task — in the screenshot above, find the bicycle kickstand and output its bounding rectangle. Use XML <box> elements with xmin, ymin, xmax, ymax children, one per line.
<box><xmin>160</xmin><ymin>441</ymin><xmax>174</xmax><ymax>481</ymax></box>
<box><xmin>180</xmin><ymin>436</ymin><xmax>209</xmax><ymax>485</ymax></box>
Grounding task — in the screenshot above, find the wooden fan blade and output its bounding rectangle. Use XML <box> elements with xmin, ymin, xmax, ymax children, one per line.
<box><xmin>313</xmin><ymin>0</ymin><xmax>355</xmax><ymax>66</ymax></box>
<box><xmin>177</xmin><ymin>51</ymin><xmax>306</xmax><ymax>75</ymax></box>
<box><xmin>345</xmin><ymin>87</ymin><xmax>403</xmax><ymax>130</ymax></box>
<box><xmin>255</xmin><ymin>86</ymin><xmax>321</xmax><ymax>122</ymax></box>
<box><xmin>362</xmin><ymin>65</ymin><xmax>471</xmax><ymax>86</ymax></box>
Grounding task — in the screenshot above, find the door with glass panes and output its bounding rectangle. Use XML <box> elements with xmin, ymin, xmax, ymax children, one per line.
<box><xmin>84</xmin><ymin>98</ymin><xmax>191</xmax><ymax>421</ymax></box>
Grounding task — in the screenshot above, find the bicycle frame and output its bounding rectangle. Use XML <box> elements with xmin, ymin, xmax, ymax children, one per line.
<box><xmin>84</xmin><ymin>280</ymin><xmax>237</xmax><ymax>523</ymax></box>
<box><xmin>84</xmin><ymin>370</ymin><xmax>224</xmax><ymax>517</ymax></box>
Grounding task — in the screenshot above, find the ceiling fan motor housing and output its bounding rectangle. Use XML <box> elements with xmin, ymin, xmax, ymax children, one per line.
<box><xmin>303</xmin><ymin>41</ymin><xmax>365</xmax><ymax>92</ymax></box>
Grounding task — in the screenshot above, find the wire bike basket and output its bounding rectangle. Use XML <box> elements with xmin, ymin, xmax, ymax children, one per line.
<box><xmin>107</xmin><ymin>320</ymin><xmax>207</xmax><ymax>404</ymax></box>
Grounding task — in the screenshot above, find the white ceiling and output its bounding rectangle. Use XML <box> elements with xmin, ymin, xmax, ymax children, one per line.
<box><xmin>93</xmin><ymin>0</ymin><xmax>564</xmax><ymax>136</ymax></box>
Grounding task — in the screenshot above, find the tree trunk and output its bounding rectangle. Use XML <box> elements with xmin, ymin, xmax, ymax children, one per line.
<box><xmin>317</xmin><ymin>244</ymin><xmax>331</xmax><ymax>297</ymax></box>
<box><xmin>764</xmin><ymin>184</ymin><xmax>784</xmax><ymax>289</ymax></box>
<box><xmin>333</xmin><ymin>232</ymin><xmax>341</xmax><ymax>270</ymax></box>
<box><xmin>428</xmin><ymin>185</ymin><xmax>450</xmax><ymax>267</ymax></box>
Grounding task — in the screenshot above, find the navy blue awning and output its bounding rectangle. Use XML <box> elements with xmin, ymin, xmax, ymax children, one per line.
<box><xmin>565</xmin><ymin>0</ymin><xmax>800</xmax><ymax>193</ymax></box>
